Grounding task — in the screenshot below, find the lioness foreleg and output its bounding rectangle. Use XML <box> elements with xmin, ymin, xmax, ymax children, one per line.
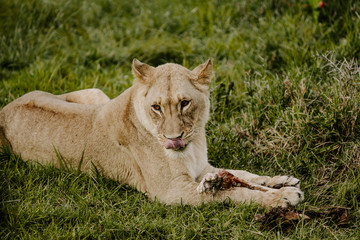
<box><xmin>164</xmin><ymin>174</ymin><xmax>303</xmax><ymax>207</ymax></box>
<box><xmin>225</xmin><ymin>169</ymin><xmax>301</xmax><ymax>189</ymax></box>
<box><xmin>195</xmin><ymin>169</ymin><xmax>303</xmax><ymax>207</ymax></box>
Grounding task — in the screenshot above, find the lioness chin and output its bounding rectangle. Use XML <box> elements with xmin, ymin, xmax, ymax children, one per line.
<box><xmin>0</xmin><ymin>59</ymin><xmax>303</xmax><ymax>207</ymax></box>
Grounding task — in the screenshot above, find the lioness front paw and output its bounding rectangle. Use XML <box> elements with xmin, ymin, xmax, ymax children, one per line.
<box><xmin>267</xmin><ymin>187</ymin><xmax>304</xmax><ymax>208</ymax></box>
<box><xmin>265</xmin><ymin>175</ymin><xmax>301</xmax><ymax>189</ymax></box>
<box><xmin>196</xmin><ymin>172</ymin><xmax>222</xmax><ymax>194</ymax></box>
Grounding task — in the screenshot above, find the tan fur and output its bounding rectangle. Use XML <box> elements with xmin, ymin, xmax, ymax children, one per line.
<box><xmin>0</xmin><ymin>59</ymin><xmax>303</xmax><ymax>207</ymax></box>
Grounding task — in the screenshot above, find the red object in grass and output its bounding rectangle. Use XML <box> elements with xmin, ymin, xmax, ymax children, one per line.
<box><xmin>318</xmin><ymin>1</ymin><xmax>324</xmax><ymax>8</ymax></box>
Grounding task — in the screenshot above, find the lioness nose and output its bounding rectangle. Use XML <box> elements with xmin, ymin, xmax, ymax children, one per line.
<box><xmin>164</xmin><ymin>132</ymin><xmax>184</xmax><ymax>140</ymax></box>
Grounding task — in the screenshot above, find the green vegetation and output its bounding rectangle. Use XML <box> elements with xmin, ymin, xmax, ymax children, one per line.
<box><xmin>1</xmin><ymin>0</ymin><xmax>360</xmax><ymax>238</ymax></box>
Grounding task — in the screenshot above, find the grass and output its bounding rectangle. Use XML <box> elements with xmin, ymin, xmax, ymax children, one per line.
<box><xmin>1</xmin><ymin>0</ymin><xmax>360</xmax><ymax>238</ymax></box>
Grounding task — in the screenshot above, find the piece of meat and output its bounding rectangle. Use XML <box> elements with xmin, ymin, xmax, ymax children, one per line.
<box><xmin>197</xmin><ymin>169</ymin><xmax>268</xmax><ymax>195</ymax></box>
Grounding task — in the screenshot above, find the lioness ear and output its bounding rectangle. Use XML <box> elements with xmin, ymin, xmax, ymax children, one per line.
<box><xmin>132</xmin><ymin>59</ymin><xmax>155</xmax><ymax>84</ymax></box>
<box><xmin>192</xmin><ymin>59</ymin><xmax>213</xmax><ymax>88</ymax></box>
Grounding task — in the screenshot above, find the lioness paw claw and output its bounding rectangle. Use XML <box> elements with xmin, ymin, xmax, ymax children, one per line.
<box><xmin>196</xmin><ymin>172</ymin><xmax>221</xmax><ymax>194</ymax></box>
<box><xmin>268</xmin><ymin>187</ymin><xmax>304</xmax><ymax>208</ymax></box>
<box><xmin>267</xmin><ymin>175</ymin><xmax>301</xmax><ymax>189</ymax></box>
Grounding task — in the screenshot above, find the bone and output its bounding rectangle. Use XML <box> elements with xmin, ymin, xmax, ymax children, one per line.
<box><xmin>198</xmin><ymin>170</ymin><xmax>269</xmax><ymax>195</ymax></box>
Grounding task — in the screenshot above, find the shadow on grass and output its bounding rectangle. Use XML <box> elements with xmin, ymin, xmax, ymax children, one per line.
<box><xmin>0</xmin><ymin>146</ymin><xmax>22</xmax><ymax>231</ymax></box>
<box><xmin>0</xmin><ymin>145</ymin><xmax>143</xmax><ymax>237</ymax></box>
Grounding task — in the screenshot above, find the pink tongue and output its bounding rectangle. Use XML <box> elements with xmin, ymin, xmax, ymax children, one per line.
<box><xmin>165</xmin><ymin>138</ymin><xmax>185</xmax><ymax>150</ymax></box>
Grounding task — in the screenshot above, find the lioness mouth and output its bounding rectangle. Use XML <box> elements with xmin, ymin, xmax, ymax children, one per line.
<box><xmin>164</xmin><ymin>137</ymin><xmax>185</xmax><ymax>150</ymax></box>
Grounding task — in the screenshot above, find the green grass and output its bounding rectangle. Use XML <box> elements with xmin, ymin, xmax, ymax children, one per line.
<box><xmin>1</xmin><ymin>0</ymin><xmax>360</xmax><ymax>238</ymax></box>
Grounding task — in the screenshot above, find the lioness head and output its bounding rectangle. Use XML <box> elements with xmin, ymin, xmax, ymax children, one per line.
<box><xmin>132</xmin><ymin>59</ymin><xmax>212</xmax><ymax>154</ymax></box>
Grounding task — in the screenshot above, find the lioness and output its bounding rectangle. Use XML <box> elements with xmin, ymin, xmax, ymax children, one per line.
<box><xmin>0</xmin><ymin>59</ymin><xmax>303</xmax><ymax>207</ymax></box>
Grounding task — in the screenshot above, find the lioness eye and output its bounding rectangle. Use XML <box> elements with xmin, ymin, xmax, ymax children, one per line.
<box><xmin>152</xmin><ymin>104</ymin><xmax>161</xmax><ymax>111</ymax></box>
<box><xmin>181</xmin><ymin>100</ymin><xmax>190</xmax><ymax>108</ymax></box>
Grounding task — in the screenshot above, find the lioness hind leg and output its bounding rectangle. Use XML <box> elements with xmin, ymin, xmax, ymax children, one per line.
<box><xmin>60</xmin><ymin>89</ymin><xmax>110</xmax><ymax>105</ymax></box>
